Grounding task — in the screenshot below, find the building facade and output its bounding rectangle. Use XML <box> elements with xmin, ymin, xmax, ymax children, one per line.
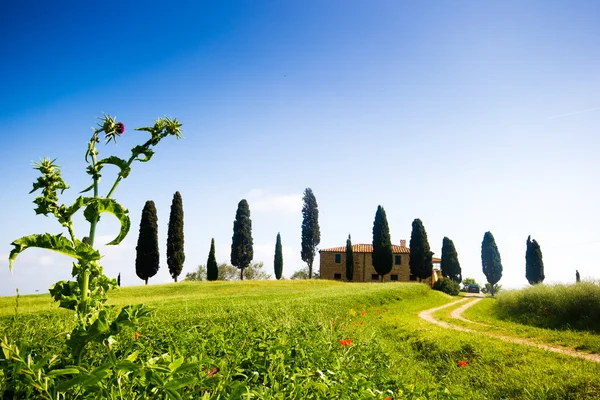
<box><xmin>319</xmin><ymin>240</ymin><xmax>441</xmax><ymax>284</ymax></box>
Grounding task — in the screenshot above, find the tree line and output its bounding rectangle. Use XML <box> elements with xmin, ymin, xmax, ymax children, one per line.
<box><xmin>132</xmin><ymin>190</ymin><xmax>546</xmax><ymax>292</ymax></box>
<box><xmin>132</xmin><ymin>188</ymin><xmax>321</xmax><ymax>285</ymax></box>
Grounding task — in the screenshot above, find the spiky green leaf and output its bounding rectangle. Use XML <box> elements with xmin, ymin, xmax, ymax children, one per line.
<box><xmin>97</xmin><ymin>156</ymin><xmax>131</xmax><ymax>178</ymax></box>
<box><xmin>131</xmin><ymin>145</ymin><xmax>155</xmax><ymax>162</ymax></box>
<box><xmin>83</xmin><ymin>199</ymin><xmax>130</xmax><ymax>245</ymax></box>
<box><xmin>8</xmin><ymin>234</ymin><xmax>101</xmax><ymax>271</ymax></box>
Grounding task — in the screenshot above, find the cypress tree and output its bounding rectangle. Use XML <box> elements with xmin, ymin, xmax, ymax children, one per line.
<box><xmin>481</xmin><ymin>231</ymin><xmax>503</xmax><ymax>296</ymax></box>
<box><xmin>167</xmin><ymin>191</ymin><xmax>185</xmax><ymax>282</ymax></box>
<box><xmin>409</xmin><ymin>219</ymin><xmax>433</xmax><ymax>281</ymax></box>
<box><xmin>440</xmin><ymin>237</ymin><xmax>461</xmax><ymax>283</ymax></box>
<box><xmin>231</xmin><ymin>199</ymin><xmax>253</xmax><ymax>280</ymax></box>
<box><xmin>274</xmin><ymin>233</ymin><xmax>283</xmax><ymax>280</ymax></box>
<box><xmin>346</xmin><ymin>234</ymin><xmax>354</xmax><ymax>281</ymax></box>
<box><xmin>301</xmin><ymin>188</ymin><xmax>320</xmax><ymax>279</ymax></box>
<box><xmin>207</xmin><ymin>238</ymin><xmax>218</xmax><ymax>281</ymax></box>
<box><xmin>117</xmin><ymin>273</ymin><xmax>121</xmax><ymax>287</ymax></box>
<box><xmin>135</xmin><ymin>200</ymin><xmax>160</xmax><ymax>285</ymax></box>
<box><xmin>372</xmin><ymin>205</ymin><xmax>393</xmax><ymax>282</ymax></box>
<box><xmin>576</xmin><ymin>270</ymin><xmax>581</xmax><ymax>283</ymax></box>
<box><xmin>526</xmin><ymin>235</ymin><xmax>545</xmax><ymax>285</ymax></box>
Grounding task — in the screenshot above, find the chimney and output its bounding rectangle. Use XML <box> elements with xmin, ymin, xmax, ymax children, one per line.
<box><xmin>400</xmin><ymin>239</ymin><xmax>406</xmax><ymax>247</ymax></box>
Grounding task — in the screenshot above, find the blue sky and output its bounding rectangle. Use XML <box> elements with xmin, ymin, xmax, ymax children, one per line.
<box><xmin>1</xmin><ymin>1</ymin><xmax>599</xmax><ymax>295</ymax></box>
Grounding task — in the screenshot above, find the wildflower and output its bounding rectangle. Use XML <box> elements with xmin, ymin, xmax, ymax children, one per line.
<box><xmin>330</xmin><ymin>325</ymin><xmax>335</xmax><ymax>329</ymax></box>
<box><xmin>115</xmin><ymin>122</ymin><xmax>125</xmax><ymax>135</ymax></box>
<box><xmin>360</xmin><ymin>321</ymin><xmax>364</xmax><ymax>325</ymax></box>
<box><xmin>134</xmin><ymin>332</ymin><xmax>141</xmax><ymax>339</ymax></box>
<box><xmin>457</xmin><ymin>360</ymin><xmax>468</xmax><ymax>367</ymax></box>
<box><xmin>339</xmin><ymin>339</ymin><xmax>352</xmax><ymax>346</ymax></box>
<box><xmin>385</xmin><ymin>397</ymin><xmax>392</xmax><ymax>400</ymax></box>
<box><xmin>361</xmin><ymin>311</ymin><xmax>367</xmax><ymax>316</ymax></box>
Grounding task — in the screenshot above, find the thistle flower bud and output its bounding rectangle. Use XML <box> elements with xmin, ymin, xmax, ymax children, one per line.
<box><xmin>115</xmin><ymin>122</ymin><xmax>125</xmax><ymax>135</ymax></box>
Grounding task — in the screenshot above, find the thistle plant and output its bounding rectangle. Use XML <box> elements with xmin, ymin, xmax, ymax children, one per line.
<box><xmin>2</xmin><ymin>115</ymin><xmax>193</xmax><ymax>398</ymax></box>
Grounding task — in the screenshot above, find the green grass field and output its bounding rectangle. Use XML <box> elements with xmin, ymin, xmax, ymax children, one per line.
<box><xmin>2</xmin><ymin>280</ymin><xmax>600</xmax><ymax>399</ymax></box>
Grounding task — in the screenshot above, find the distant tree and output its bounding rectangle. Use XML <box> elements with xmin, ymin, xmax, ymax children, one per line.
<box><xmin>207</xmin><ymin>238</ymin><xmax>218</xmax><ymax>281</ymax></box>
<box><xmin>135</xmin><ymin>200</ymin><xmax>160</xmax><ymax>285</ymax></box>
<box><xmin>372</xmin><ymin>205</ymin><xmax>393</xmax><ymax>282</ymax></box>
<box><xmin>576</xmin><ymin>270</ymin><xmax>581</xmax><ymax>283</ymax></box>
<box><xmin>481</xmin><ymin>283</ymin><xmax>502</xmax><ymax>295</ymax></box>
<box><xmin>244</xmin><ymin>262</ymin><xmax>272</xmax><ymax>280</ymax></box>
<box><xmin>218</xmin><ymin>263</ymin><xmax>239</xmax><ymax>281</ymax></box>
<box><xmin>440</xmin><ymin>237</ymin><xmax>462</xmax><ymax>283</ymax></box>
<box><xmin>301</xmin><ymin>188</ymin><xmax>320</xmax><ymax>279</ymax></box>
<box><xmin>290</xmin><ymin>267</ymin><xmax>320</xmax><ymax>280</ymax></box>
<box><xmin>525</xmin><ymin>235</ymin><xmax>545</xmax><ymax>285</ymax></box>
<box><xmin>461</xmin><ymin>277</ymin><xmax>478</xmax><ymax>292</ymax></box>
<box><xmin>231</xmin><ymin>199</ymin><xmax>253</xmax><ymax>280</ymax></box>
<box><xmin>117</xmin><ymin>273</ymin><xmax>121</xmax><ymax>287</ymax></box>
<box><xmin>346</xmin><ymin>234</ymin><xmax>354</xmax><ymax>281</ymax></box>
<box><xmin>274</xmin><ymin>233</ymin><xmax>283</xmax><ymax>280</ymax></box>
<box><xmin>409</xmin><ymin>219</ymin><xmax>433</xmax><ymax>281</ymax></box>
<box><xmin>185</xmin><ymin>265</ymin><xmax>206</xmax><ymax>281</ymax></box>
<box><xmin>481</xmin><ymin>231</ymin><xmax>503</xmax><ymax>296</ymax></box>
<box><xmin>167</xmin><ymin>191</ymin><xmax>185</xmax><ymax>282</ymax></box>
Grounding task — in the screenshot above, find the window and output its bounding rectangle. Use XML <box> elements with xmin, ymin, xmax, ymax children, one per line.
<box><xmin>391</xmin><ymin>274</ymin><xmax>398</xmax><ymax>281</ymax></box>
<box><xmin>394</xmin><ymin>255</ymin><xmax>401</xmax><ymax>265</ymax></box>
<box><xmin>409</xmin><ymin>274</ymin><xmax>417</xmax><ymax>281</ymax></box>
<box><xmin>371</xmin><ymin>274</ymin><xmax>379</xmax><ymax>281</ymax></box>
<box><xmin>334</xmin><ymin>273</ymin><xmax>342</xmax><ymax>280</ymax></box>
<box><xmin>334</xmin><ymin>254</ymin><xmax>341</xmax><ymax>264</ymax></box>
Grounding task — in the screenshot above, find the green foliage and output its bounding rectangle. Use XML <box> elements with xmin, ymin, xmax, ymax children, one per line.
<box><xmin>409</xmin><ymin>218</ymin><xmax>433</xmax><ymax>281</ymax></box>
<box><xmin>481</xmin><ymin>283</ymin><xmax>502</xmax><ymax>295</ymax></box>
<box><xmin>136</xmin><ymin>201</ymin><xmax>160</xmax><ymax>285</ymax></box>
<box><xmin>481</xmin><ymin>231</ymin><xmax>503</xmax><ymax>296</ymax></box>
<box><xmin>231</xmin><ymin>199</ymin><xmax>253</xmax><ymax>280</ymax></box>
<box><xmin>9</xmin><ymin>234</ymin><xmax>100</xmax><ymax>272</ymax></box>
<box><xmin>4</xmin><ymin>114</ymin><xmax>187</xmax><ymax>397</ymax></box>
<box><xmin>460</xmin><ymin>277</ymin><xmax>478</xmax><ymax>292</ymax></box>
<box><xmin>290</xmin><ymin>267</ymin><xmax>320</xmax><ymax>280</ymax></box>
<box><xmin>301</xmin><ymin>187</ymin><xmax>320</xmax><ymax>279</ymax></box>
<box><xmin>432</xmin><ymin>277</ymin><xmax>460</xmax><ymax>296</ymax></box>
<box><xmin>372</xmin><ymin>205</ymin><xmax>393</xmax><ymax>280</ymax></box>
<box><xmin>185</xmin><ymin>264</ymin><xmax>207</xmax><ymax>281</ymax></box>
<box><xmin>440</xmin><ymin>237</ymin><xmax>461</xmax><ymax>283</ymax></box>
<box><xmin>167</xmin><ymin>191</ymin><xmax>185</xmax><ymax>282</ymax></box>
<box><xmin>495</xmin><ymin>282</ymin><xmax>600</xmax><ymax>332</ymax></box>
<box><xmin>346</xmin><ymin>234</ymin><xmax>354</xmax><ymax>281</ymax></box>
<box><xmin>274</xmin><ymin>233</ymin><xmax>283</xmax><ymax>280</ymax></box>
<box><xmin>525</xmin><ymin>235</ymin><xmax>544</xmax><ymax>285</ymax></box>
<box><xmin>207</xmin><ymin>239</ymin><xmax>218</xmax><ymax>281</ymax></box>
<box><xmin>1</xmin><ymin>281</ymin><xmax>461</xmax><ymax>399</ymax></box>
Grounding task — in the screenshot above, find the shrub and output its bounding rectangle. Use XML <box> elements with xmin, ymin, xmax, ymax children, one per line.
<box><xmin>433</xmin><ymin>277</ymin><xmax>460</xmax><ymax>296</ymax></box>
<box><xmin>495</xmin><ymin>281</ymin><xmax>600</xmax><ymax>332</ymax></box>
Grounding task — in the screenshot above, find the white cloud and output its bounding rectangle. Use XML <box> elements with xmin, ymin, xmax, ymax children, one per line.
<box><xmin>245</xmin><ymin>189</ymin><xmax>302</xmax><ymax>214</ymax></box>
<box><xmin>38</xmin><ymin>255</ymin><xmax>55</xmax><ymax>267</ymax></box>
<box><xmin>0</xmin><ymin>252</ymin><xmax>8</xmax><ymax>265</ymax></box>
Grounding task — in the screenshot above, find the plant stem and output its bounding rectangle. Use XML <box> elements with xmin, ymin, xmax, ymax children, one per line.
<box><xmin>105</xmin><ymin>155</ymin><xmax>136</xmax><ymax>199</ymax></box>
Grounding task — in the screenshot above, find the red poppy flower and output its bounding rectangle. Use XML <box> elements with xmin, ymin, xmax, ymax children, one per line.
<box><xmin>458</xmin><ymin>360</ymin><xmax>468</xmax><ymax>367</ymax></box>
<box><xmin>134</xmin><ymin>332</ymin><xmax>140</xmax><ymax>339</ymax></box>
<box><xmin>339</xmin><ymin>339</ymin><xmax>352</xmax><ymax>346</ymax></box>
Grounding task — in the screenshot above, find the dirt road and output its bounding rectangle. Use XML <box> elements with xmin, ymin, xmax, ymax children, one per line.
<box><xmin>418</xmin><ymin>296</ymin><xmax>600</xmax><ymax>363</ymax></box>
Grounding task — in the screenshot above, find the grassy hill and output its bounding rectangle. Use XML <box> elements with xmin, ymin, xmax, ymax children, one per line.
<box><xmin>2</xmin><ymin>280</ymin><xmax>600</xmax><ymax>399</ymax></box>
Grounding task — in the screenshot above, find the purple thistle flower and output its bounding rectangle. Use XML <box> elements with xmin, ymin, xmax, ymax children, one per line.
<box><xmin>115</xmin><ymin>122</ymin><xmax>125</xmax><ymax>135</ymax></box>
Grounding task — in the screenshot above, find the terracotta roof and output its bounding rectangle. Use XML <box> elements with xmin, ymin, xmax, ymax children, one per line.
<box><xmin>320</xmin><ymin>244</ymin><xmax>410</xmax><ymax>254</ymax></box>
<box><xmin>320</xmin><ymin>244</ymin><xmax>442</xmax><ymax>263</ymax></box>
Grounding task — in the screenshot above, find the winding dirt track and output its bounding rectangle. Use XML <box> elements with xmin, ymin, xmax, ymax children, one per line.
<box><xmin>418</xmin><ymin>296</ymin><xmax>600</xmax><ymax>364</ymax></box>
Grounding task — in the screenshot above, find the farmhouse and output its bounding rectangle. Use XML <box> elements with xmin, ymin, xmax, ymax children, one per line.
<box><xmin>319</xmin><ymin>240</ymin><xmax>442</xmax><ymax>284</ymax></box>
